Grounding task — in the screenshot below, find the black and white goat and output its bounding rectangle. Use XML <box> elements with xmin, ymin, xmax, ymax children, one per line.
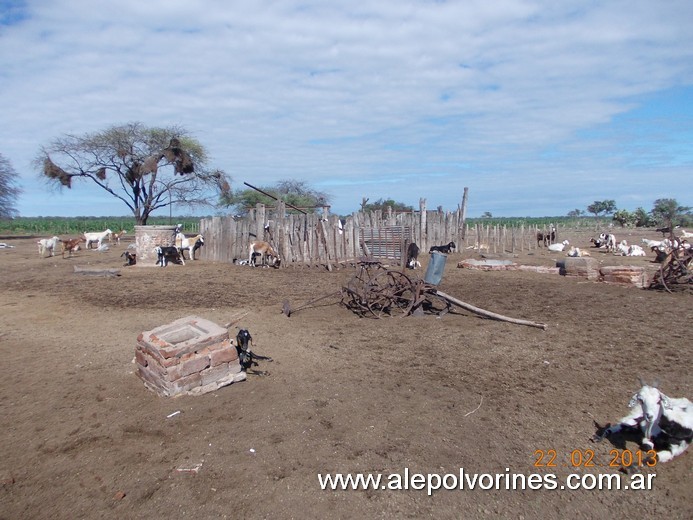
<box><xmin>155</xmin><ymin>246</ymin><xmax>185</xmax><ymax>267</ymax></box>
<box><xmin>599</xmin><ymin>232</ymin><xmax>617</xmax><ymax>252</ymax></box>
<box><xmin>429</xmin><ymin>241</ymin><xmax>456</xmax><ymax>254</ymax></box>
<box><xmin>592</xmin><ymin>381</ymin><xmax>693</xmax><ymax>463</ymax></box>
<box><xmin>235</xmin><ymin>329</ymin><xmax>273</xmax><ymax>373</ymax></box>
<box><xmin>406</xmin><ymin>242</ymin><xmax>420</xmax><ymax>269</ymax></box>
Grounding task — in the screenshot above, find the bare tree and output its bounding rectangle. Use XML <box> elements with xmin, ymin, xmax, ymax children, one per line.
<box><xmin>36</xmin><ymin>122</ymin><xmax>231</xmax><ymax>225</ymax></box>
<box><xmin>0</xmin><ymin>153</ymin><xmax>22</xmax><ymax>218</ymax></box>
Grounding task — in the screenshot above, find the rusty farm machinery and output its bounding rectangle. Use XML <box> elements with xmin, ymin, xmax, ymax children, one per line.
<box><xmin>282</xmin><ymin>260</ymin><xmax>547</xmax><ymax>330</ymax></box>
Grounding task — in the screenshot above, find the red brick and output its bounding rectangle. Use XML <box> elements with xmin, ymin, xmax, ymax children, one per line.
<box><xmin>200</xmin><ymin>363</ymin><xmax>230</xmax><ymax>386</ymax></box>
<box><xmin>210</xmin><ymin>347</ymin><xmax>238</xmax><ymax>366</ymax></box>
<box><xmin>207</xmin><ymin>338</ymin><xmax>232</xmax><ymax>352</ymax></box>
<box><xmin>136</xmin><ymin>365</ymin><xmax>166</xmax><ymax>392</ymax></box>
<box><xmin>168</xmin><ymin>372</ymin><xmax>202</xmax><ymax>395</ymax></box>
<box><xmin>134</xmin><ymin>348</ymin><xmax>149</xmax><ymax>368</ymax></box>
<box><xmin>178</xmin><ymin>355</ymin><xmax>210</xmax><ymax>378</ymax></box>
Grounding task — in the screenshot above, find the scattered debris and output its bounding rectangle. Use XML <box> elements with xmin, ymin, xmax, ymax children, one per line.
<box><xmin>176</xmin><ymin>462</ymin><xmax>203</xmax><ymax>474</ymax></box>
<box><xmin>463</xmin><ymin>396</ymin><xmax>484</xmax><ymax>417</ymax></box>
<box><xmin>166</xmin><ymin>411</ymin><xmax>181</xmax><ymax>418</ymax></box>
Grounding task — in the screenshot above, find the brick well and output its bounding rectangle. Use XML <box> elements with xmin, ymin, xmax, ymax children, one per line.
<box><xmin>135</xmin><ymin>315</ymin><xmax>246</xmax><ymax>397</ymax></box>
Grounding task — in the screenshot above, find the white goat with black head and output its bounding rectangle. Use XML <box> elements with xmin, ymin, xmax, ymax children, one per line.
<box><xmin>592</xmin><ymin>380</ymin><xmax>693</xmax><ymax>463</ymax></box>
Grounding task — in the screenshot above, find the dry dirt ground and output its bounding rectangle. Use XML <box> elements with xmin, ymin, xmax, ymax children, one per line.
<box><xmin>0</xmin><ymin>228</ymin><xmax>691</xmax><ymax>519</ymax></box>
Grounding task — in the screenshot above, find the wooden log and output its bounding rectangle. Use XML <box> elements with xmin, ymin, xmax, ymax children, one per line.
<box><xmin>73</xmin><ymin>266</ymin><xmax>121</xmax><ymax>277</ymax></box>
<box><xmin>434</xmin><ymin>290</ymin><xmax>548</xmax><ymax>330</ymax></box>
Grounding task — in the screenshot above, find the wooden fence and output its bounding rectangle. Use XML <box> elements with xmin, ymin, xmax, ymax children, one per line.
<box><xmin>198</xmin><ymin>201</ymin><xmax>558</xmax><ymax>268</ymax></box>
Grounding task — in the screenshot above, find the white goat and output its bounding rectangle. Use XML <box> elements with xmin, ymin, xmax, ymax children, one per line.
<box><xmin>83</xmin><ymin>229</ymin><xmax>112</xmax><ymax>249</ymax></box>
<box><xmin>680</xmin><ymin>229</ymin><xmax>693</xmax><ymax>238</ymax></box>
<box><xmin>626</xmin><ymin>244</ymin><xmax>646</xmax><ymax>257</ymax></box>
<box><xmin>548</xmin><ymin>240</ymin><xmax>569</xmax><ymax>252</ymax></box>
<box><xmin>38</xmin><ymin>236</ymin><xmax>60</xmax><ymax>257</ymax></box>
<box><xmin>593</xmin><ymin>382</ymin><xmax>693</xmax><ymax>463</ymax></box>
<box><xmin>641</xmin><ymin>238</ymin><xmax>664</xmax><ymax>249</ymax></box>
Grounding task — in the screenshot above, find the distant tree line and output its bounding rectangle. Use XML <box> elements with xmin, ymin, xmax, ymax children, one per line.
<box><xmin>570</xmin><ymin>198</ymin><xmax>692</xmax><ymax>229</ymax></box>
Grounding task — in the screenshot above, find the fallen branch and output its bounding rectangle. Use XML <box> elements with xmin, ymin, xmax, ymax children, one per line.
<box><xmin>434</xmin><ymin>290</ymin><xmax>547</xmax><ymax>330</ymax></box>
<box><xmin>223</xmin><ymin>311</ymin><xmax>250</xmax><ymax>329</ymax></box>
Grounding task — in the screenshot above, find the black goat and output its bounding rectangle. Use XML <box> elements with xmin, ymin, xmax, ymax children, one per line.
<box><xmin>235</xmin><ymin>329</ymin><xmax>273</xmax><ymax>372</ymax></box>
<box><xmin>121</xmin><ymin>250</ymin><xmax>137</xmax><ymax>266</ymax></box>
<box><xmin>406</xmin><ymin>242</ymin><xmax>420</xmax><ymax>269</ymax></box>
<box><xmin>155</xmin><ymin>246</ymin><xmax>185</xmax><ymax>267</ymax></box>
<box><xmin>429</xmin><ymin>241</ymin><xmax>456</xmax><ymax>254</ymax></box>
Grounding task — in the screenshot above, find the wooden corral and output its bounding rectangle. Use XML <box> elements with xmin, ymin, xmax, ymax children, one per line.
<box><xmin>199</xmin><ymin>199</ymin><xmax>560</xmax><ymax>268</ymax></box>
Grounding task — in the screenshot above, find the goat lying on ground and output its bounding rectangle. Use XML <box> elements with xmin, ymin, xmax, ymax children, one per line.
<box><xmin>589</xmin><ymin>237</ymin><xmax>607</xmax><ymax>248</ymax></box>
<box><xmin>84</xmin><ymin>229</ymin><xmax>112</xmax><ymax>249</ymax></box>
<box><xmin>38</xmin><ymin>236</ymin><xmax>60</xmax><ymax>257</ymax></box>
<box><xmin>614</xmin><ymin>241</ymin><xmax>646</xmax><ymax>257</ymax></box>
<box><xmin>681</xmin><ymin>229</ymin><xmax>693</xmax><ymax>238</ymax></box>
<box><xmin>641</xmin><ymin>238</ymin><xmax>664</xmax><ymax>249</ymax></box>
<box><xmin>547</xmin><ymin>240</ymin><xmax>569</xmax><ymax>252</ymax></box>
<box><xmin>429</xmin><ymin>241</ymin><xmax>456</xmax><ymax>254</ymax></box>
<box><xmin>566</xmin><ymin>246</ymin><xmax>590</xmax><ymax>257</ymax></box>
<box><xmin>235</xmin><ymin>329</ymin><xmax>273</xmax><ymax>374</ymax></box>
<box><xmin>592</xmin><ymin>381</ymin><xmax>693</xmax><ymax>464</ymax></box>
<box><xmin>61</xmin><ymin>237</ymin><xmax>84</xmax><ymax>258</ymax></box>
<box><xmin>121</xmin><ymin>251</ymin><xmax>137</xmax><ymax>266</ymax></box>
<box><xmin>406</xmin><ymin>242</ymin><xmax>420</xmax><ymax>269</ymax></box>
<box><xmin>155</xmin><ymin>246</ymin><xmax>185</xmax><ymax>267</ymax></box>
<box><xmin>249</xmin><ymin>240</ymin><xmax>280</xmax><ymax>267</ymax></box>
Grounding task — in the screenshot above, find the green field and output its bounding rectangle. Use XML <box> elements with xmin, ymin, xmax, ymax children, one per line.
<box><xmin>0</xmin><ymin>216</ymin><xmax>204</xmax><ymax>236</ymax></box>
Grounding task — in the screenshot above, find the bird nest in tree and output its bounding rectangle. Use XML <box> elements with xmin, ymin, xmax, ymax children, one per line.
<box><xmin>43</xmin><ymin>157</ymin><xmax>72</xmax><ymax>188</ymax></box>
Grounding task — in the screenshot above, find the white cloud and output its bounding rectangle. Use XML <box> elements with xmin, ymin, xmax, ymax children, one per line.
<box><xmin>1</xmin><ymin>0</ymin><xmax>692</xmax><ymax>218</ymax></box>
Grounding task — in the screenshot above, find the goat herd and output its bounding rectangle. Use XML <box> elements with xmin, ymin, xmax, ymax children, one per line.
<box><xmin>31</xmin><ymin>225</ymin><xmax>693</xmax><ymax>465</ymax></box>
<box><xmin>35</xmin><ymin>226</ymin><xmax>285</xmax><ymax>270</ymax></box>
<box><xmin>532</xmin><ymin>225</ymin><xmax>693</xmax><ymax>262</ymax></box>
<box><xmin>37</xmin><ymin>228</ymin><xmax>127</xmax><ymax>259</ymax></box>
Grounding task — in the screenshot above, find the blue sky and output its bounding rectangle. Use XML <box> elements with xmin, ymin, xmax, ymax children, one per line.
<box><xmin>1</xmin><ymin>0</ymin><xmax>692</xmax><ymax>218</ymax></box>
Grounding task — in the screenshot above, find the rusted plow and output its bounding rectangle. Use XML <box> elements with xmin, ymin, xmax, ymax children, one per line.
<box><xmin>650</xmin><ymin>247</ymin><xmax>693</xmax><ymax>293</ymax></box>
<box><xmin>283</xmin><ymin>261</ymin><xmax>547</xmax><ymax>329</ymax></box>
<box><xmin>341</xmin><ymin>260</ymin><xmax>449</xmax><ymax>318</ymax></box>
<box><xmin>342</xmin><ymin>261</ymin><xmax>547</xmax><ymax>329</ymax></box>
